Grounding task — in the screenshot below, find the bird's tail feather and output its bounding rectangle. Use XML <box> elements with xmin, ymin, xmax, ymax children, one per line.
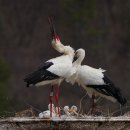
<box><xmin>103</xmin><ymin>76</ymin><xmax>127</xmax><ymax>105</ymax></box>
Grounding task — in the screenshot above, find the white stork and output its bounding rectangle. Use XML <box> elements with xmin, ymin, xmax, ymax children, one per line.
<box><xmin>67</xmin><ymin>48</ymin><xmax>127</xmax><ymax>111</ymax></box>
<box><xmin>24</xmin><ymin>22</ymin><xmax>75</xmax><ymax>117</ymax></box>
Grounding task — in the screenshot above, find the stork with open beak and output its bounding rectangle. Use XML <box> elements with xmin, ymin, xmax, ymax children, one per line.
<box><xmin>67</xmin><ymin>48</ymin><xmax>127</xmax><ymax>112</ymax></box>
<box><xmin>24</xmin><ymin>23</ymin><xmax>75</xmax><ymax>117</ymax></box>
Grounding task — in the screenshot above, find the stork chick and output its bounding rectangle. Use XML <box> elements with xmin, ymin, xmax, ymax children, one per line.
<box><xmin>39</xmin><ymin>104</ymin><xmax>56</xmax><ymax>118</ymax></box>
<box><xmin>70</xmin><ymin>105</ymin><xmax>78</xmax><ymax>116</ymax></box>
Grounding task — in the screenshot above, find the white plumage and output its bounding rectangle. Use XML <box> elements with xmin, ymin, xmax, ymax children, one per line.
<box><xmin>61</xmin><ymin>105</ymin><xmax>78</xmax><ymax>118</ymax></box>
<box><xmin>77</xmin><ymin>65</ymin><xmax>105</xmax><ymax>85</ymax></box>
<box><xmin>39</xmin><ymin>104</ymin><xmax>56</xmax><ymax>118</ymax></box>
<box><xmin>47</xmin><ymin>47</ymin><xmax>75</xmax><ymax>79</ymax></box>
<box><xmin>63</xmin><ymin>106</ymin><xmax>71</xmax><ymax>116</ymax></box>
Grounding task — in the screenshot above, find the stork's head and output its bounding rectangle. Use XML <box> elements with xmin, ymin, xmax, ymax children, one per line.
<box><xmin>63</xmin><ymin>106</ymin><xmax>70</xmax><ymax>112</ymax></box>
<box><xmin>75</xmin><ymin>48</ymin><xmax>85</xmax><ymax>59</ymax></box>
<box><xmin>70</xmin><ymin>105</ymin><xmax>78</xmax><ymax>112</ymax></box>
<box><xmin>73</xmin><ymin>48</ymin><xmax>85</xmax><ymax>64</ymax></box>
<box><xmin>49</xmin><ymin>17</ymin><xmax>65</xmax><ymax>53</ymax></box>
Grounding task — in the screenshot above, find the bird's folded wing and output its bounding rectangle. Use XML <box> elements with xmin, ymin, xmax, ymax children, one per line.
<box><xmin>47</xmin><ymin>63</ymin><xmax>73</xmax><ymax>78</ymax></box>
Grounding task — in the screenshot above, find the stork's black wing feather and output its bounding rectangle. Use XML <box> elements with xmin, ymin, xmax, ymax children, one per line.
<box><xmin>87</xmin><ymin>75</ymin><xmax>127</xmax><ymax>105</ymax></box>
<box><xmin>38</xmin><ymin>61</ymin><xmax>54</xmax><ymax>70</ymax></box>
<box><xmin>24</xmin><ymin>62</ymin><xmax>59</xmax><ymax>87</ymax></box>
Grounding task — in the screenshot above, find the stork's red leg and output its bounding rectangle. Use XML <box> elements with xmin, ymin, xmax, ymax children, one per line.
<box><xmin>50</xmin><ymin>85</ymin><xmax>54</xmax><ymax>117</ymax></box>
<box><xmin>55</xmin><ymin>86</ymin><xmax>60</xmax><ymax>117</ymax></box>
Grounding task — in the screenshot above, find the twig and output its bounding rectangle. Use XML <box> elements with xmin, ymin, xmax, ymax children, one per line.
<box><xmin>23</xmin><ymin>101</ymin><xmax>42</xmax><ymax>112</ymax></box>
<box><xmin>78</xmin><ymin>93</ymin><xmax>87</xmax><ymax>115</ymax></box>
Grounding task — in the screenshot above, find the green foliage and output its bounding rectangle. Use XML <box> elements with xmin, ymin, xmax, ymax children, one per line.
<box><xmin>0</xmin><ymin>57</ymin><xmax>10</xmax><ymax>112</ymax></box>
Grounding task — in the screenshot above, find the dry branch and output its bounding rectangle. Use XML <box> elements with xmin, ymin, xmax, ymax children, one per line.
<box><xmin>1</xmin><ymin>116</ymin><xmax>130</xmax><ymax>123</ymax></box>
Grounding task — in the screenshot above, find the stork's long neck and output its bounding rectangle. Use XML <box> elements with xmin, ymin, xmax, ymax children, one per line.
<box><xmin>73</xmin><ymin>53</ymin><xmax>85</xmax><ymax>68</ymax></box>
<box><xmin>63</xmin><ymin>46</ymin><xmax>75</xmax><ymax>61</ymax></box>
<box><xmin>52</xmin><ymin>40</ymin><xmax>65</xmax><ymax>53</ymax></box>
<box><xmin>52</xmin><ymin>41</ymin><xmax>75</xmax><ymax>61</ymax></box>
<box><xmin>67</xmin><ymin>51</ymin><xmax>75</xmax><ymax>61</ymax></box>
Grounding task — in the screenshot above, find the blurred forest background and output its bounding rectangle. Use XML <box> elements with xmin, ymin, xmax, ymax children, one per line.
<box><xmin>0</xmin><ymin>0</ymin><xmax>129</xmax><ymax>114</ymax></box>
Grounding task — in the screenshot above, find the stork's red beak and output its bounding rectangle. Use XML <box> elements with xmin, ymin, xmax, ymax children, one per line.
<box><xmin>48</xmin><ymin>17</ymin><xmax>60</xmax><ymax>42</ymax></box>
